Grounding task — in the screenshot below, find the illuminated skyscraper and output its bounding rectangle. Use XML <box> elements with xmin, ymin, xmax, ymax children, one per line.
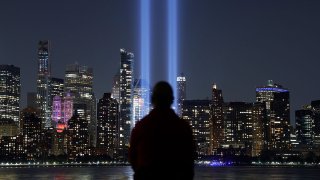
<box><xmin>64</xmin><ymin>63</ymin><xmax>96</xmax><ymax>147</ymax></box>
<box><xmin>210</xmin><ymin>83</ymin><xmax>224</xmax><ymax>152</ymax></box>
<box><xmin>0</xmin><ymin>65</ymin><xmax>20</xmax><ymax>124</ymax></box>
<box><xmin>218</xmin><ymin>101</ymin><xmax>265</xmax><ymax>157</ymax></box>
<box><xmin>295</xmin><ymin>109</ymin><xmax>314</xmax><ymax>147</ymax></box>
<box><xmin>182</xmin><ymin>100</ymin><xmax>211</xmax><ymax>155</ymax></box>
<box><xmin>67</xmin><ymin>108</ymin><xmax>89</xmax><ymax>161</ymax></box>
<box><xmin>133</xmin><ymin>79</ymin><xmax>149</xmax><ymax>127</ymax></box>
<box><xmin>256</xmin><ymin>80</ymin><xmax>290</xmax><ymax>150</ymax></box>
<box><xmin>51</xmin><ymin>93</ymin><xmax>73</xmax><ymax>130</ymax></box>
<box><xmin>251</xmin><ymin>102</ymin><xmax>266</xmax><ymax>156</ymax></box>
<box><xmin>50</xmin><ymin>78</ymin><xmax>64</xmax><ymax>98</ymax></box>
<box><xmin>311</xmin><ymin>100</ymin><xmax>320</xmax><ymax>146</ymax></box>
<box><xmin>36</xmin><ymin>40</ymin><xmax>51</xmax><ymax>128</ymax></box>
<box><xmin>97</xmin><ymin>93</ymin><xmax>118</xmax><ymax>158</ymax></box>
<box><xmin>111</xmin><ymin>73</ymin><xmax>120</xmax><ymax>103</ymax></box>
<box><xmin>118</xmin><ymin>48</ymin><xmax>134</xmax><ymax>160</ymax></box>
<box><xmin>177</xmin><ymin>73</ymin><xmax>186</xmax><ymax>117</ymax></box>
<box><xmin>21</xmin><ymin>107</ymin><xmax>42</xmax><ymax>161</ymax></box>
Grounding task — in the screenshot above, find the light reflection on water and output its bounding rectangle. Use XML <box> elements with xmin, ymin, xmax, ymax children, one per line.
<box><xmin>0</xmin><ymin>166</ymin><xmax>319</xmax><ymax>180</ymax></box>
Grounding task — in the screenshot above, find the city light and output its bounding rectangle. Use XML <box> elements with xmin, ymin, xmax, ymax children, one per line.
<box><xmin>167</xmin><ymin>0</ymin><xmax>178</xmax><ymax>111</ymax></box>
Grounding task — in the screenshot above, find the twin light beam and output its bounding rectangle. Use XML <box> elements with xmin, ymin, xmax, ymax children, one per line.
<box><xmin>140</xmin><ymin>0</ymin><xmax>178</xmax><ymax>115</ymax></box>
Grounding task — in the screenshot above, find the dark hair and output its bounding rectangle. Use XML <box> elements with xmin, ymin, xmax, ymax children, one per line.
<box><xmin>151</xmin><ymin>81</ymin><xmax>174</xmax><ymax>108</ymax></box>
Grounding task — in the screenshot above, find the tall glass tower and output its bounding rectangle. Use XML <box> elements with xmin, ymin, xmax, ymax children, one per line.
<box><xmin>256</xmin><ymin>80</ymin><xmax>290</xmax><ymax>150</ymax></box>
<box><xmin>64</xmin><ymin>63</ymin><xmax>96</xmax><ymax>147</ymax></box>
<box><xmin>0</xmin><ymin>65</ymin><xmax>20</xmax><ymax>124</ymax></box>
<box><xmin>36</xmin><ymin>40</ymin><xmax>51</xmax><ymax>128</ymax></box>
<box><xmin>177</xmin><ymin>73</ymin><xmax>186</xmax><ymax>117</ymax></box>
<box><xmin>118</xmin><ymin>48</ymin><xmax>134</xmax><ymax>160</ymax></box>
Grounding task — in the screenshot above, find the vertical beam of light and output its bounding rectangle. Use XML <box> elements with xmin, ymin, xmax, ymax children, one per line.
<box><xmin>140</xmin><ymin>0</ymin><xmax>150</xmax><ymax>118</ymax></box>
<box><xmin>168</xmin><ymin>0</ymin><xmax>178</xmax><ymax>111</ymax></box>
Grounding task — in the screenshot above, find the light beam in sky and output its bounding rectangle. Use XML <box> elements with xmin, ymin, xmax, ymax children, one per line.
<box><xmin>168</xmin><ymin>0</ymin><xmax>178</xmax><ymax>111</ymax></box>
<box><xmin>140</xmin><ymin>0</ymin><xmax>150</xmax><ymax>117</ymax></box>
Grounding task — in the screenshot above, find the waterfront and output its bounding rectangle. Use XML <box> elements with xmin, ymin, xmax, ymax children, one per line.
<box><xmin>0</xmin><ymin>166</ymin><xmax>319</xmax><ymax>180</ymax></box>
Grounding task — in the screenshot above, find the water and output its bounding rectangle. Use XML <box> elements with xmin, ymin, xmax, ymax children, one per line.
<box><xmin>0</xmin><ymin>166</ymin><xmax>319</xmax><ymax>179</ymax></box>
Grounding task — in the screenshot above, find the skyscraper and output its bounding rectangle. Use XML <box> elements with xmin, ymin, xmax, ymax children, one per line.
<box><xmin>67</xmin><ymin>109</ymin><xmax>89</xmax><ymax>161</ymax></box>
<box><xmin>295</xmin><ymin>109</ymin><xmax>314</xmax><ymax>147</ymax></box>
<box><xmin>111</xmin><ymin>72</ymin><xmax>120</xmax><ymax>103</ymax></box>
<box><xmin>177</xmin><ymin>73</ymin><xmax>186</xmax><ymax>117</ymax></box>
<box><xmin>50</xmin><ymin>77</ymin><xmax>64</xmax><ymax>98</ymax></box>
<box><xmin>64</xmin><ymin>63</ymin><xmax>96</xmax><ymax>147</ymax></box>
<box><xmin>222</xmin><ymin>102</ymin><xmax>265</xmax><ymax>156</ymax></box>
<box><xmin>182</xmin><ymin>100</ymin><xmax>211</xmax><ymax>155</ymax></box>
<box><xmin>36</xmin><ymin>40</ymin><xmax>51</xmax><ymax>128</ymax></box>
<box><xmin>21</xmin><ymin>107</ymin><xmax>42</xmax><ymax>161</ymax></box>
<box><xmin>132</xmin><ymin>79</ymin><xmax>149</xmax><ymax>127</ymax></box>
<box><xmin>0</xmin><ymin>65</ymin><xmax>20</xmax><ymax>124</ymax></box>
<box><xmin>51</xmin><ymin>93</ymin><xmax>73</xmax><ymax>129</ymax></box>
<box><xmin>210</xmin><ymin>83</ymin><xmax>224</xmax><ymax>152</ymax></box>
<box><xmin>223</xmin><ymin>102</ymin><xmax>254</xmax><ymax>156</ymax></box>
<box><xmin>96</xmin><ymin>93</ymin><xmax>118</xmax><ymax>158</ymax></box>
<box><xmin>118</xmin><ymin>49</ymin><xmax>134</xmax><ymax>160</ymax></box>
<box><xmin>256</xmin><ymin>80</ymin><xmax>290</xmax><ymax>150</ymax></box>
<box><xmin>311</xmin><ymin>100</ymin><xmax>320</xmax><ymax>146</ymax></box>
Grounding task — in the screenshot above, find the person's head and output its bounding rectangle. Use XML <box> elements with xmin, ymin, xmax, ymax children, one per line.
<box><xmin>151</xmin><ymin>81</ymin><xmax>174</xmax><ymax>108</ymax></box>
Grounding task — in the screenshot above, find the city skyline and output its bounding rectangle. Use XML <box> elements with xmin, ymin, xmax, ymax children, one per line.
<box><xmin>1</xmin><ymin>0</ymin><xmax>320</xmax><ymax>121</ymax></box>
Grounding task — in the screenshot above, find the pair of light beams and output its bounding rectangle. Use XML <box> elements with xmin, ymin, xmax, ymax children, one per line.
<box><xmin>140</xmin><ymin>0</ymin><xmax>178</xmax><ymax>113</ymax></box>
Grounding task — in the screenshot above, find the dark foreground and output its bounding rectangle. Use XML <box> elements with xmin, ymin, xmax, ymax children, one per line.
<box><xmin>0</xmin><ymin>166</ymin><xmax>319</xmax><ymax>179</ymax></box>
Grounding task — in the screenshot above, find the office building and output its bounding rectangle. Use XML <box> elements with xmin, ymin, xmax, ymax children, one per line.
<box><xmin>210</xmin><ymin>83</ymin><xmax>224</xmax><ymax>152</ymax></box>
<box><xmin>132</xmin><ymin>79</ymin><xmax>149</xmax><ymax>127</ymax></box>
<box><xmin>182</xmin><ymin>100</ymin><xmax>211</xmax><ymax>155</ymax></box>
<box><xmin>0</xmin><ymin>65</ymin><xmax>20</xmax><ymax>124</ymax></box>
<box><xmin>36</xmin><ymin>40</ymin><xmax>52</xmax><ymax>128</ymax></box>
<box><xmin>96</xmin><ymin>93</ymin><xmax>118</xmax><ymax>158</ymax></box>
<box><xmin>118</xmin><ymin>48</ymin><xmax>134</xmax><ymax>160</ymax></box>
<box><xmin>295</xmin><ymin>109</ymin><xmax>314</xmax><ymax>146</ymax></box>
<box><xmin>177</xmin><ymin>73</ymin><xmax>186</xmax><ymax>117</ymax></box>
<box><xmin>50</xmin><ymin>77</ymin><xmax>64</xmax><ymax>98</ymax></box>
<box><xmin>256</xmin><ymin>80</ymin><xmax>290</xmax><ymax>150</ymax></box>
<box><xmin>67</xmin><ymin>109</ymin><xmax>89</xmax><ymax>161</ymax></box>
<box><xmin>64</xmin><ymin>63</ymin><xmax>96</xmax><ymax>147</ymax></box>
<box><xmin>21</xmin><ymin>107</ymin><xmax>42</xmax><ymax>161</ymax></box>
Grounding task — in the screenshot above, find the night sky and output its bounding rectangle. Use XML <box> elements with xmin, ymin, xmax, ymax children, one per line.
<box><xmin>1</xmin><ymin>0</ymin><xmax>320</xmax><ymax>125</ymax></box>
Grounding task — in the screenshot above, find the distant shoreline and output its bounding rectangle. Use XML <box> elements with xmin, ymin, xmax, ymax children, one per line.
<box><xmin>0</xmin><ymin>162</ymin><xmax>319</xmax><ymax>168</ymax></box>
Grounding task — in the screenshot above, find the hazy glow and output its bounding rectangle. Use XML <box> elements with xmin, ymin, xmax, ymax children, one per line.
<box><xmin>140</xmin><ymin>0</ymin><xmax>150</xmax><ymax>117</ymax></box>
<box><xmin>168</xmin><ymin>0</ymin><xmax>178</xmax><ymax>111</ymax></box>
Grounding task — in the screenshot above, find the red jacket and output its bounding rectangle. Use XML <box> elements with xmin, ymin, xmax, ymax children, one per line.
<box><xmin>129</xmin><ymin>108</ymin><xmax>196</xmax><ymax>179</ymax></box>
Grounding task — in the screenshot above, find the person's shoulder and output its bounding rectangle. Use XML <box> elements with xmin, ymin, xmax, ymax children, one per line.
<box><xmin>134</xmin><ymin>112</ymin><xmax>152</xmax><ymax>128</ymax></box>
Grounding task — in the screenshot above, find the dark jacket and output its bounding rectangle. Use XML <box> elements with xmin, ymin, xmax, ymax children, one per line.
<box><xmin>129</xmin><ymin>108</ymin><xmax>196</xmax><ymax>180</ymax></box>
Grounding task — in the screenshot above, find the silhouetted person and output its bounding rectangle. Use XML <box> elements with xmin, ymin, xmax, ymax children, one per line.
<box><xmin>129</xmin><ymin>81</ymin><xmax>196</xmax><ymax>180</ymax></box>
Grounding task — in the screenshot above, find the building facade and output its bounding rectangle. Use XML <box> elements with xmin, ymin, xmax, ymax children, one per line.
<box><xmin>256</xmin><ymin>80</ymin><xmax>290</xmax><ymax>151</ymax></box>
<box><xmin>118</xmin><ymin>49</ymin><xmax>134</xmax><ymax>160</ymax></box>
<box><xmin>64</xmin><ymin>63</ymin><xmax>96</xmax><ymax>147</ymax></box>
<box><xmin>21</xmin><ymin>107</ymin><xmax>42</xmax><ymax>161</ymax></box>
<box><xmin>210</xmin><ymin>83</ymin><xmax>224</xmax><ymax>152</ymax></box>
<box><xmin>0</xmin><ymin>65</ymin><xmax>20</xmax><ymax>124</ymax></box>
<box><xmin>67</xmin><ymin>109</ymin><xmax>90</xmax><ymax>161</ymax></box>
<box><xmin>36</xmin><ymin>40</ymin><xmax>52</xmax><ymax>128</ymax></box>
<box><xmin>96</xmin><ymin>93</ymin><xmax>118</xmax><ymax>158</ymax></box>
<box><xmin>182</xmin><ymin>100</ymin><xmax>211</xmax><ymax>155</ymax></box>
<box><xmin>177</xmin><ymin>73</ymin><xmax>186</xmax><ymax>117</ymax></box>
<box><xmin>132</xmin><ymin>79</ymin><xmax>149</xmax><ymax>127</ymax></box>
<box><xmin>295</xmin><ymin>109</ymin><xmax>314</xmax><ymax>147</ymax></box>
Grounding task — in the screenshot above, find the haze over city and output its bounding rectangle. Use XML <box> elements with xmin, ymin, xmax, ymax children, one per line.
<box><xmin>1</xmin><ymin>0</ymin><xmax>320</xmax><ymax>122</ymax></box>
